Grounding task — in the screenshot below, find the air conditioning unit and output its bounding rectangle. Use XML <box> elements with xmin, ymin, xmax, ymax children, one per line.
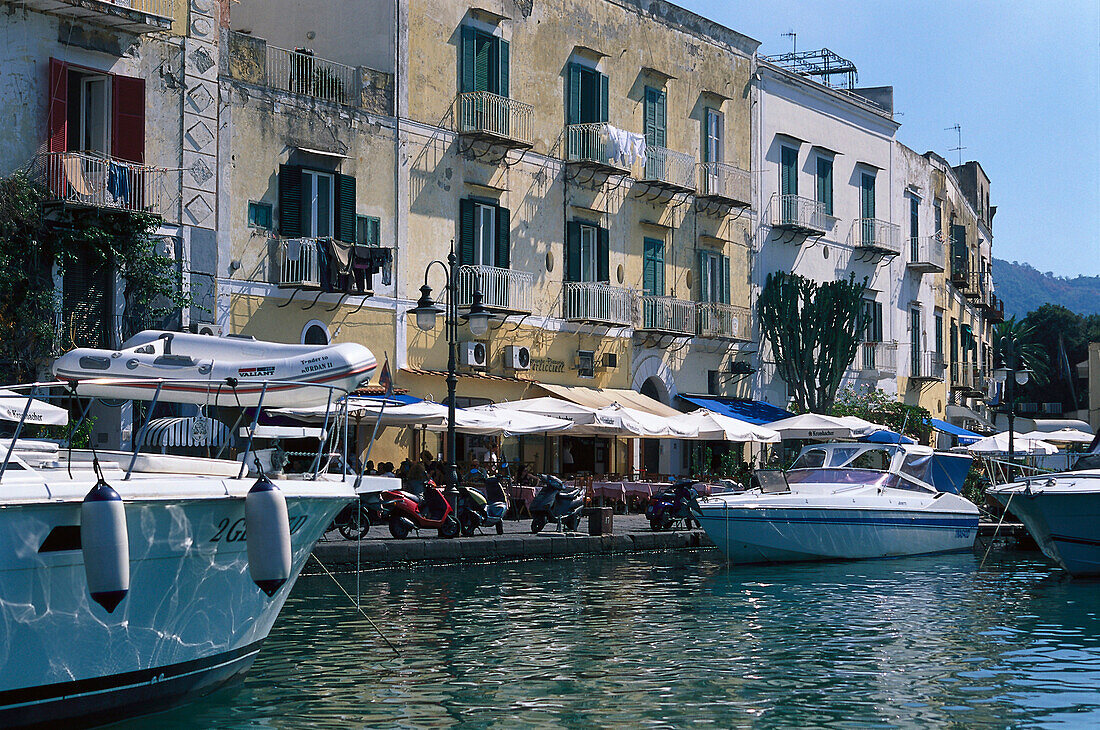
<box><xmin>505</xmin><ymin>345</ymin><xmax>531</xmax><ymax>370</ymax></box>
<box><xmin>190</xmin><ymin>322</ymin><xmax>225</xmax><ymax>337</ymax></box>
<box><xmin>462</xmin><ymin>341</ymin><xmax>488</xmax><ymax>369</ymax></box>
<box><xmin>576</xmin><ymin>349</ymin><xmax>595</xmax><ymax>377</ymax></box>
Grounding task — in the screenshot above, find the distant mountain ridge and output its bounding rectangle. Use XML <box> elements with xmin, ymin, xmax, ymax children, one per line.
<box><xmin>993</xmin><ymin>259</ymin><xmax>1100</xmax><ymax>319</ymax></box>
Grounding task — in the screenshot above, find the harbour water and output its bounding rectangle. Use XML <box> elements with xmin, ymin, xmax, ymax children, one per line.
<box><xmin>120</xmin><ymin>550</ymin><xmax>1100</xmax><ymax>729</ymax></box>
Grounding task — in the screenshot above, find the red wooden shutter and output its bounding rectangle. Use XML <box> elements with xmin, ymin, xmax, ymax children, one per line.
<box><xmin>47</xmin><ymin>58</ymin><xmax>68</xmax><ymax>153</ymax></box>
<box><xmin>111</xmin><ymin>74</ymin><xmax>145</xmax><ymax>163</ymax></box>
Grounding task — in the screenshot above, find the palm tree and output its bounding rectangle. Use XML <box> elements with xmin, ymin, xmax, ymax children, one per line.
<box><xmin>993</xmin><ymin>316</ymin><xmax>1047</xmax><ymax>381</ymax></box>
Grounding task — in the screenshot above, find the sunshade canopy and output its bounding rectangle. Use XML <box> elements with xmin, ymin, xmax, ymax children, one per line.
<box><xmin>929</xmin><ymin>417</ymin><xmax>983</xmax><ymax>445</ymax></box>
<box><xmin>0</xmin><ymin>388</ymin><xmax>69</xmax><ymax>427</ymax></box>
<box><xmin>566</xmin><ymin>404</ymin><xmax>695</xmax><ymax>438</ymax></box>
<box><xmin>678</xmin><ymin>395</ymin><xmax>793</xmax><ymax>424</ymax></box>
<box><xmin>966</xmin><ymin>432</ymin><xmax>1059</xmax><ymax>455</ymax></box>
<box><xmin>767</xmin><ymin>413</ymin><xmax>878</xmax><ymax>440</ymax></box>
<box><xmin>491</xmin><ymin>397</ymin><xmax>598</xmax><ymax>425</ymax></box>
<box><xmin>1018</xmin><ymin>428</ymin><xmax>1094</xmax><ymax>444</ymax></box>
<box><xmin>668</xmin><ymin>408</ymin><xmax>780</xmax><ymax>443</ymax></box>
<box><xmin>435</xmin><ymin>403</ymin><xmax>573</xmax><ymax>436</ymax></box>
<box><xmin>537</xmin><ymin>383</ymin><xmax>681</xmax><ymax>417</ymax></box>
<box><xmin>273</xmin><ymin>395</ymin><xmax>447</xmax><ymax>427</ymax></box>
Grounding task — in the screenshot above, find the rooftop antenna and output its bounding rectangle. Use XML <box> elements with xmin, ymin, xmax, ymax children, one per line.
<box><xmin>945</xmin><ymin>124</ymin><xmax>966</xmax><ymax>166</ymax></box>
<box><xmin>781</xmin><ymin>30</ymin><xmax>797</xmax><ymax>54</ymax></box>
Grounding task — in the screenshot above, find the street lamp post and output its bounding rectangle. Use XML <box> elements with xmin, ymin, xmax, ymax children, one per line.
<box><xmin>992</xmin><ymin>362</ymin><xmax>1031</xmax><ymax>482</ymax></box>
<box><xmin>409</xmin><ymin>241</ymin><xmax>492</xmax><ymax>496</ymax></box>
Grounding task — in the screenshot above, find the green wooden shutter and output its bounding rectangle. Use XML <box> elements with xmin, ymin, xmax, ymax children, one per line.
<box><xmin>861</xmin><ymin>173</ymin><xmax>876</xmax><ymax>219</ymax></box>
<box><xmin>474</xmin><ymin>34</ymin><xmax>490</xmax><ymax>94</ymax></box>
<box><xmin>697</xmin><ymin>250</ymin><xmax>706</xmax><ymax>301</ymax></box>
<box><xmin>643</xmin><ymin>238</ymin><xmax>663</xmax><ymax>296</ymax></box>
<box><xmin>566</xmin><ymin>221</ymin><xmax>581</xmax><ymax>282</ymax></box>
<box><xmin>278</xmin><ymin>164</ymin><xmax>302</xmax><ymax>238</ymax></box>
<box><xmin>335</xmin><ymin>173</ymin><xmax>356</xmax><ymax>242</ymax></box>
<box><xmin>495</xmin><ymin>205</ymin><xmax>510</xmax><ymax>268</ymax></box>
<box><xmin>721</xmin><ymin>254</ymin><xmax>730</xmax><ymax>304</ymax></box>
<box><xmin>644</xmin><ymin>87</ymin><xmax>666</xmax><ymax>147</ymax></box>
<box><xmin>568</xmin><ymin>63</ymin><xmax>582</xmax><ymax>125</ymax></box>
<box><xmin>817</xmin><ymin>157</ymin><xmax>832</xmax><ymax>215</ymax></box>
<box><xmin>780</xmin><ymin>147</ymin><xmax>797</xmax><ymax>197</ymax></box>
<box><xmin>655</xmin><ymin>88</ymin><xmax>666</xmax><ymax>147</ymax></box>
<box><xmin>461</xmin><ymin>27</ymin><xmax>476</xmax><ymax>94</ymax></box>
<box><xmin>598</xmin><ymin>72</ymin><xmax>609</xmax><ymax>123</ymax></box>
<box><xmin>596</xmin><ymin>226</ymin><xmax>609</xmax><ymax>282</ymax></box>
<box><xmin>497</xmin><ymin>39</ymin><xmax>509</xmax><ymax>98</ymax></box>
<box><xmin>459</xmin><ymin>198</ymin><xmax>475</xmax><ymax>265</ymax></box>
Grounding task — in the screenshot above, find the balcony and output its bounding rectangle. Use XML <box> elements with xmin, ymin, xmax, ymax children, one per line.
<box><xmin>950</xmin><ymin>362</ymin><xmax>985</xmax><ymax>396</ymax></box>
<box><xmin>851</xmin><ymin>218</ymin><xmax>902</xmax><ymax>258</ymax></box>
<box><xmin>638</xmin><ymin>146</ymin><xmax>696</xmax><ymax>195</ymax></box>
<box><xmin>949</xmin><ymin>259</ymin><xmax>969</xmax><ymax>289</ymax></box>
<box><xmin>564</xmin><ymin>123</ymin><xmax>630</xmax><ymax>176</ymax></box>
<box><xmin>907</xmin><ymin>234</ymin><xmax>945</xmax><ymax>274</ymax></box>
<box><xmin>910</xmin><ymin>351</ymin><xmax>945</xmax><ymax>382</ymax></box>
<box><xmin>455</xmin><ymin>92</ymin><xmax>533</xmax><ymax>149</ymax></box>
<box><xmin>696</xmin><ymin>162</ymin><xmax>751</xmax><ymax>211</ymax></box>
<box><xmin>278</xmin><ymin>238</ymin><xmax>324</xmax><ymax>289</ymax></box>
<box><xmin>456</xmin><ymin>265</ymin><xmax>534</xmax><ymax>314</ymax></box>
<box><xmin>966</xmin><ymin>271</ymin><xmax>992</xmax><ymax>304</ymax></box>
<box><xmin>561</xmin><ymin>282</ymin><xmax>634</xmax><ymax>326</ymax></box>
<box><xmin>696</xmin><ymin>303</ymin><xmax>751</xmax><ymax>341</ymax></box>
<box><xmin>266</xmin><ymin>45</ymin><xmax>358</xmax><ymax>106</ymax></box>
<box><xmin>985</xmin><ymin>294</ymin><xmax>1005</xmax><ymax>324</ymax></box>
<box><xmin>35</xmin><ymin>151</ymin><xmax>170</xmax><ymax>217</ymax></box>
<box><xmin>857</xmin><ymin>341</ymin><xmax>897</xmax><ymax>375</ymax></box>
<box><xmin>19</xmin><ymin>0</ymin><xmax>173</xmax><ymax>33</ymax></box>
<box><xmin>770</xmin><ymin>194</ymin><xmax>827</xmax><ymax>236</ymax></box>
<box><xmin>636</xmin><ymin>296</ymin><xmax>695</xmax><ymax>336</ymax></box>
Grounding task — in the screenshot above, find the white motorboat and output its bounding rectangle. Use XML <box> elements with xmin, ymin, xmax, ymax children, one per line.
<box><xmin>52</xmin><ymin>330</ymin><xmax>376</xmax><ymax>407</ymax></box>
<box><xmin>0</xmin><ymin>348</ymin><xmax>364</xmax><ymax>726</ymax></box>
<box><xmin>698</xmin><ymin>443</ymin><xmax>979</xmax><ymax>565</ymax></box>
<box><xmin>987</xmin><ymin>467</ymin><xmax>1100</xmax><ymax>577</ymax></box>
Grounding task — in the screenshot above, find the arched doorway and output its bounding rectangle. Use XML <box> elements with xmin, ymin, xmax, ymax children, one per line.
<box><xmin>640</xmin><ymin>378</ymin><xmax>663</xmax><ymax>476</ymax></box>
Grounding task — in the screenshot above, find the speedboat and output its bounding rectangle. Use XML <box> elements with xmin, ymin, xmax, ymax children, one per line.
<box><xmin>987</xmin><ymin>466</ymin><xmax>1100</xmax><ymax>577</ymax></box>
<box><xmin>697</xmin><ymin>443</ymin><xmax>979</xmax><ymax>564</ymax></box>
<box><xmin>0</xmin><ymin>333</ymin><xmax>375</xmax><ymax>727</ymax></box>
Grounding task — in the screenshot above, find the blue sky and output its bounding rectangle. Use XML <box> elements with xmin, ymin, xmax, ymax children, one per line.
<box><xmin>678</xmin><ymin>1</ymin><xmax>1100</xmax><ymax>277</ymax></box>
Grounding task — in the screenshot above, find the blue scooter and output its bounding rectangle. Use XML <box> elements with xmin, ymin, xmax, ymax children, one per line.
<box><xmin>529</xmin><ymin>474</ymin><xmax>584</xmax><ymax>533</ymax></box>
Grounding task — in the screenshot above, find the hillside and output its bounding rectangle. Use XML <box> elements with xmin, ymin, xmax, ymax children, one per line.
<box><xmin>993</xmin><ymin>259</ymin><xmax>1100</xmax><ymax>319</ymax></box>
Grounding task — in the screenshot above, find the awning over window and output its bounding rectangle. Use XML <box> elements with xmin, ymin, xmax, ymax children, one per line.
<box><xmin>928</xmin><ymin>417</ymin><xmax>982</xmax><ymax>444</ymax></box>
<box><xmin>536</xmin><ymin>383</ymin><xmax>681</xmax><ymax>418</ymax></box>
<box><xmin>678</xmin><ymin>395</ymin><xmax>793</xmax><ymax>425</ymax></box>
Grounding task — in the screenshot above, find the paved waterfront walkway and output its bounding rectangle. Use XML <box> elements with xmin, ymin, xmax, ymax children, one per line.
<box><xmin>310</xmin><ymin>513</ymin><xmax>712</xmax><ymax>570</ymax></box>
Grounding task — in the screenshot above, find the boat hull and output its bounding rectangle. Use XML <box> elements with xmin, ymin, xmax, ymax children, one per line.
<box><xmin>698</xmin><ymin>505</ymin><xmax>978</xmax><ymax>564</ymax></box>
<box><xmin>990</xmin><ymin>487</ymin><xmax>1100</xmax><ymax>576</ymax></box>
<box><xmin>0</xmin><ymin>488</ymin><xmax>349</xmax><ymax>728</ymax></box>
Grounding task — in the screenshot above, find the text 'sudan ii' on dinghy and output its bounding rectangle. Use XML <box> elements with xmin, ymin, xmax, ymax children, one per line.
<box><xmin>52</xmin><ymin>330</ymin><xmax>377</xmax><ymax>407</ymax></box>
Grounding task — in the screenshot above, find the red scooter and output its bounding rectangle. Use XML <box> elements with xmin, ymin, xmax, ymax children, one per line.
<box><xmin>383</xmin><ymin>481</ymin><xmax>460</xmax><ymax>539</ymax></box>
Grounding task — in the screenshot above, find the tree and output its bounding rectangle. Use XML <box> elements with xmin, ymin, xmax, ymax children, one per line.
<box><xmin>830</xmin><ymin>388</ymin><xmax>933</xmax><ymax>444</ymax></box>
<box><xmin>993</xmin><ymin>316</ymin><xmax>1048</xmax><ymax>383</ymax></box>
<box><xmin>757</xmin><ymin>271</ymin><xmax>868</xmax><ymax>413</ymax></box>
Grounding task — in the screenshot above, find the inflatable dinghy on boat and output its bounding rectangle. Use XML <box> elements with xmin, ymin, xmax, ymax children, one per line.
<box><xmin>52</xmin><ymin>330</ymin><xmax>376</xmax><ymax>407</ymax></box>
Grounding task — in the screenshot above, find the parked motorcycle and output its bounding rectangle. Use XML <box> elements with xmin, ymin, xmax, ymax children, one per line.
<box><xmin>529</xmin><ymin>474</ymin><xmax>584</xmax><ymax>533</ymax></box>
<box><xmin>646</xmin><ymin>480</ymin><xmax>702</xmax><ymax>531</ymax></box>
<box><xmin>457</xmin><ymin>477</ymin><xmax>510</xmax><ymax>536</ymax></box>
<box><xmin>330</xmin><ymin>490</ymin><xmax>390</xmax><ymax>540</ymax></box>
<box><xmin>383</xmin><ymin>481</ymin><xmax>459</xmax><ymax>539</ymax></box>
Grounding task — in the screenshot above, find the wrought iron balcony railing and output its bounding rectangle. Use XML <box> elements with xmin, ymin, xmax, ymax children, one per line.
<box><xmin>857</xmin><ymin>341</ymin><xmax>897</xmax><ymax>374</ymax></box>
<box><xmin>19</xmin><ymin>0</ymin><xmax>173</xmax><ymax>32</ymax></box>
<box><xmin>770</xmin><ymin>193</ymin><xmax>827</xmax><ymax>235</ymax></box>
<box><xmin>910</xmin><ymin>351</ymin><xmax>945</xmax><ymax>381</ymax></box>
<box><xmin>277</xmin><ymin>238</ymin><xmax>324</xmax><ymax>289</ymax></box>
<box><xmin>455</xmin><ymin>92</ymin><xmax>533</xmax><ymax>148</ymax></box>
<box><xmin>907</xmin><ymin>234</ymin><xmax>946</xmax><ymax>273</ymax></box>
<box><xmin>456</xmin><ymin>265</ymin><xmax>534</xmax><ymax>313</ymax></box>
<box><xmin>696</xmin><ymin>302</ymin><xmax>751</xmax><ymax>341</ymax></box>
<box><xmin>640</xmin><ymin>145</ymin><xmax>696</xmax><ymax>191</ymax></box>
<box><xmin>561</xmin><ymin>282</ymin><xmax>634</xmax><ymax>326</ymax></box>
<box><xmin>697</xmin><ymin>162</ymin><xmax>750</xmax><ymax>207</ymax></box>
<box><xmin>266</xmin><ymin>45</ymin><xmax>358</xmax><ymax>105</ymax></box>
<box><xmin>852</xmin><ymin>218</ymin><xmax>902</xmax><ymax>257</ymax></box>
<box><xmin>35</xmin><ymin>151</ymin><xmax>170</xmax><ymax>217</ymax></box>
<box><xmin>565</xmin><ymin>123</ymin><xmax>628</xmax><ymax>172</ymax></box>
<box><xmin>637</xmin><ymin>296</ymin><xmax>695</xmax><ymax>336</ymax></box>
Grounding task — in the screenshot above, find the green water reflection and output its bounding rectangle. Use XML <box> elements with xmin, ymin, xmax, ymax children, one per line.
<box><xmin>120</xmin><ymin>550</ymin><xmax>1100</xmax><ymax>729</ymax></box>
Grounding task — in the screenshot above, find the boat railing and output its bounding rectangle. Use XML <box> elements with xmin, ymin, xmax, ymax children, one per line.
<box><xmin>0</xmin><ymin>377</ymin><xmax>356</xmax><ymax>484</ymax></box>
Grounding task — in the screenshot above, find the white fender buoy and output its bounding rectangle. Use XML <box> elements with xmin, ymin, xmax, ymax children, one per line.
<box><xmin>245</xmin><ymin>474</ymin><xmax>292</xmax><ymax>597</ymax></box>
<box><xmin>81</xmin><ymin>479</ymin><xmax>130</xmax><ymax>613</ymax></box>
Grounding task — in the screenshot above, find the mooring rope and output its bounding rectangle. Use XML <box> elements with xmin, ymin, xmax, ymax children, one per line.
<box><xmin>308</xmin><ymin>552</ymin><xmax>401</xmax><ymax>656</ymax></box>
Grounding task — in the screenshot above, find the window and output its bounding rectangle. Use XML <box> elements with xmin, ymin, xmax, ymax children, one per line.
<box><xmin>565</xmin><ymin>221</ymin><xmax>607</xmax><ymax>282</ymax></box>
<box><xmin>791</xmin><ymin>449</ymin><xmax>827</xmax><ymax>470</ymax></box>
<box><xmin>934</xmin><ymin>199</ymin><xmax>942</xmax><ymax>236</ymax></box>
<box><xmin>860</xmin><ymin>172</ymin><xmax>876</xmax><ymax>218</ymax></box>
<box><xmin>460</xmin><ymin>198</ymin><xmax>510</xmax><ymax>268</ymax></box>
<box><xmin>642</xmin><ymin>237</ymin><xmax>664</xmax><ymax>296</ymax></box>
<box><xmin>698</xmin><ymin>250</ymin><xmax>730</xmax><ymax>304</ymax></box>
<box><xmin>704</xmin><ymin>108</ymin><xmax>723</xmax><ymax>164</ymax></box>
<box><xmin>302</xmin><ymin>323</ymin><xmax>329</xmax><ymax>345</ymax></box>
<box><xmin>780</xmin><ymin>146</ymin><xmax>798</xmax><ymax>197</ymax></box>
<box><xmin>862</xmin><ymin>299</ymin><xmax>883</xmax><ymax>342</ymax></box>
<box><xmin>567</xmin><ymin>63</ymin><xmax>608</xmax><ymax>125</ymax></box>
<box><xmin>643</xmin><ymin>86</ymin><xmax>667</xmax><ymax>149</ymax></box>
<box><xmin>301</xmin><ymin>170</ymin><xmax>334</xmax><ymax>238</ymax></box>
<box><xmin>461</xmin><ymin>27</ymin><xmax>509</xmax><ymax>96</ymax></box>
<box><xmin>248</xmin><ymin>201</ymin><xmax>273</xmax><ymax>229</ymax></box>
<box><xmin>355</xmin><ymin>215</ymin><xmax>380</xmax><ymax>246</ymax></box>
<box><xmin>48</xmin><ymin>58</ymin><xmax>146</xmax><ymax>162</ymax></box>
<box><xmin>910</xmin><ymin>308</ymin><xmax>921</xmax><ymax>375</ymax></box>
<box><xmin>707</xmin><ymin>370</ymin><xmax>720</xmax><ymax>396</ymax></box>
<box><xmin>816</xmin><ymin>157</ymin><xmax>833</xmax><ymax>215</ymax></box>
<box><xmin>577</xmin><ymin>350</ymin><xmax>595</xmax><ymax>378</ymax></box>
<box><xmin>909</xmin><ymin>196</ymin><xmax>919</xmax><ymax>240</ymax></box>
<box><xmin>935</xmin><ymin>313</ymin><xmax>944</xmax><ymax>355</ymax></box>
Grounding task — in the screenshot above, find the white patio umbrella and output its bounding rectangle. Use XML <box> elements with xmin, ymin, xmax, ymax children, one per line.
<box><xmin>569</xmin><ymin>403</ymin><xmax>695</xmax><ymax>439</ymax></box>
<box><xmin>274</xmin><ymin>396</ymin><xmax>448</xmax><ymax>427</ymax></box>
<box><xmin>1018</xmin><ymin>428</ymin><xmax>1094</xmax><ymax>444</ymax></box>
<box><xmin>0</xmin><ymin>388</ymin><xmax>69</xmax><ymax>427</ymax></box>
<box><xmin>767</xmin><ymin>413</ymin><xmax>870</xmax><ymax>440</ymax></box>
<box><xmin>669</xmin><ymin>408</ymin><xmax>780</xmax><ymax>443</ymax></box>
<box><xmin>446</xmin><ymin>403</ymin><xmax>574</xmax><ymax>436</ymax></box>
<box><xmin>966</xmin><ymin>432</ymin><xmax>1059</xmax><ymax>455</ymax></box>
<box><xmin>492</xmin><ymin>397</ymin><xmax>598</xmax><ymax>425</ymax></box>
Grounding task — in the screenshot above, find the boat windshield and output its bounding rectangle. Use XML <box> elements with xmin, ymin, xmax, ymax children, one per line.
<box><xmin>786</xmin><ymin>469</ymin><xmax>896</xmax><ymax>487</ymax></box>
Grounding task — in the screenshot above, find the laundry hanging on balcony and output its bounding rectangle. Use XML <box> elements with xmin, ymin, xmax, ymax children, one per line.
<box><xmin>327</xmin><ymin>241</ymin><xmax>392</xmax><ymax>294</ymax></box>
<box><xmin>603</xmin><ymin>124</ymin><xmax>646</xmax><ymax>167</ymax></box>
<box><xmin>107</xmin><ymin>161</ymin><xmax>130</xmax><ymax>203</ymax></box>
